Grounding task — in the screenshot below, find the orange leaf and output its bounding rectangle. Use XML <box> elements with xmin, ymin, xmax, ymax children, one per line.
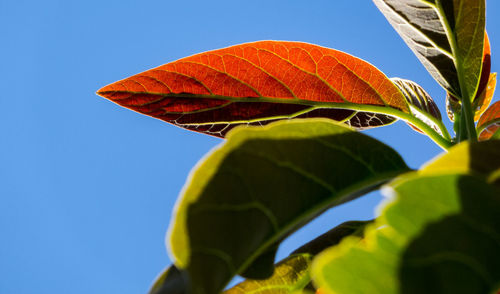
<box><xmin>97</xmin><ymin>41</ymin><xmax>407</xmax><ymax>137</ymax></box>
<box><xmin>475</xmin><ymin>32</ymin><xmax>491</xmax><ymax>102</ymax></box>
<box><xmin>474</xmin><ymin>73</ymin><xmax>496</xmax><ymax>121</ymax></box>
<box><xmin>477</xmin><ymin>101</ymin><xmax>500</xmax><ymax>141</ymax></box>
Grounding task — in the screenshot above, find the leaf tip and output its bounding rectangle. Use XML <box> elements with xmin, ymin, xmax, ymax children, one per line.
<box><xmin>96</xmin><ymin>83</ymin><xmax>116</xmax><ymax>99</ymax></box>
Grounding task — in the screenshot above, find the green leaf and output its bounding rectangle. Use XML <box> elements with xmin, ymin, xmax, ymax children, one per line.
<box><xmin>224</xmin><ymin>254</ymin><xmax>313</xmax><ymax>294</ymax></box>
<box><xmin>149</xmin><ymin>266</ymin><xmax>189</xmax><ymax>294</ymax></box>
<box><xmin>436</xmin><ymin>0</ymin><xmax>485</xmax><ymax>100</ymax></box>
<box><xmin>224</xmin><ymin>221</ymin><xmax>372</xmax><ymax>294</ymax></box>
<box><xmin>492</xmin><ymin>128</ymin><xmax>500</xmax><ymax>140</ymax></box>
<box><xmin>311</xmin><ymin>173</ymin><xmax>500</xmax><ymax>294</ymax></box>
<box><xmin>373</xmin><ymin>0</ymin><xmax>485</xmax><ymax>99</ymax></box>
<box><xmin>421</xmin><ymin>140</ymin><xmax>500</xmax><ymax>186</ymax></box>
<box><xmin>372</xmin><ymin>0</ymin><xmax>459</xmax><ymax>96</ymax></box>
<box><xmin>168</xmin><ymin>119</ymin><xmax>409</xmax><ymax>294</ymax></box>
<box><xmin>291</xmin><ymin>221</ymin><xmax>371</xmax><ymax>256</ymax></box>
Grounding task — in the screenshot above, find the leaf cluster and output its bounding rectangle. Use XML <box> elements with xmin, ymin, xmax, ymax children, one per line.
<box><xmin>97</xmin><ymin>0</ymin><xmax>500</xmax><ymax>293</ymax></box>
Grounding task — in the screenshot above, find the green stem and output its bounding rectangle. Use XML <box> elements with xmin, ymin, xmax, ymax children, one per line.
<box><xmin>173</xmin><ymin>93</ymin><xmax>454</xmax><ymax>150</ymax></box>
<box><xmin>459</xmin><ymin>91</ymin><xmax>477</xmax><ymax>142</ymax></box>
<box><xmin>410</xmin><ymin>106</ymin><xmax>452</xmax><ymax>142</ymax></box>
<box><xmin>436</xmin><ymin>119</ymin><xmax>452</xmax><ymax>142</ymax></box>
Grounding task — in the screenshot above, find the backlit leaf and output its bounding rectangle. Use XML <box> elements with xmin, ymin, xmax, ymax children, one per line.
<box><xmin>97</xmin><ymin>41</ymin><xmax>408</xmax><ymax>137</ymax></box>
<box><xmin>225</xmin><ymin>220</ymin><xmax>371</xmax><ymax>294</ymax></box>
<box><xmin>439</xmin><ymin>0</ymin><xmax>486</xmax><ymax>100</ymax></box>
<box><xmin>421</xmin><ymin>140</ymin><xmax>500</xmax><ymax>184</ymax></box>
<box><xmin>168</xmin><ymin>119</ymin><xmax>409</xmax><ymax>294</ymax></box>
<box><xmin>473</xmin><ymin>32</ymin><xmax>492</xmax><ymax>120</ymax></box>
<box><xmin>224</xmin><ymin>254</ymin><xmax>313</xmax><ymax>294</ymax></box>
<box><xmin>311</xmin><ymin>173</ymin><xmax>500</xmax><ymax>294</ymax></box>
<box><xmin>477</xmin><ymin>101</ymin><xmax>500</xmax><ymax>141</ymax></box>
<box><xmin>445</xmin><ymin>93</ymin><xmax>461</xmax><ymax>122</ymax></box>
<box><xmin>390</xmin><ymin>78</ymin><xmax>442</xmax><ymax>136</ymax></box>
<box><xmin>373</xmin><ymin>0</ymin><xmax>459</xmax><ymax>95</ymax></box>
<box><xmin>373</xmin><ymin>0</ymin><xmax>485</xmax><ymax>100</ymax></box>
<box><xmin>446</xmin><ymin>33</ymin><xmax>491</xmax><ymax>122</ymax></box>
<box><xmin>474</xmin><ymin>73</ymin><xmax>496</xmax><ymax>121</ymax></box>
<box><xmin>150</xmin><ymin>221</ymin><xmax>370</xmax><ymax>294</ymax></box>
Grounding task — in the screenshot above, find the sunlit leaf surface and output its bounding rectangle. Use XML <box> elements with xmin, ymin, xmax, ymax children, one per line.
<box><xmin>477</xmin><ymin>101</ymin><xmax>500</xmax><ymax>141</ymax></box>
<box><xmin>97</xmin><ymin>41</ymin><xmax>408</xmax><ymax>137</ymax></box>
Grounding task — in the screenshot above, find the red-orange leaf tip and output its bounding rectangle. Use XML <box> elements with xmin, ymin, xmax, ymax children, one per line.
<box><xmin>97</xmin><ymin>41</ymin><xmax>407</xmax><ymax>137</ymax></box>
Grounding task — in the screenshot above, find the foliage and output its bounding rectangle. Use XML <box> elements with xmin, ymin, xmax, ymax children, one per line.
<box><xmin>97</xmin><ymin>0</ymin><xmax>499</xmax><ymax>293</ymax></box>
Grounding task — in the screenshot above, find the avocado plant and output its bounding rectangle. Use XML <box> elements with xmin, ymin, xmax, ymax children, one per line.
<box><xmin>97</xmin><ymin>1</ymin><xmax>500</xmax><ymax>293</ymax></box>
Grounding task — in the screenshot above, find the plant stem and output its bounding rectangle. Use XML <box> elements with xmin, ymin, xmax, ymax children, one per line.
<box><xmin>172</xmin><ymin>94</ymin><xmax>455</xmax><ymax>150</ymax></box>
<box><xmin>458</xmin><ymin>91</ymin><xmax>477</xmax><ymax>142</ymax></box>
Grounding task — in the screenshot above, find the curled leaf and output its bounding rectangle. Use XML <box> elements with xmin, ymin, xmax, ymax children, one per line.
<box><xmin>97</xmin><ymin>41</ymin><xmax>408</xmax><ymax>137</ymax></box>
<box><xmin>474</xmin><ymin>73</ymin><xmax>496</xmax><ymax>121</ymax></box>
<box><xmin>446</xmin><ymin>93</ymin><xmax>461</xmax><ymax>122</ymax></box>
<box><xmin>391</xmin><ymin>78</ymin><xmax>442</xmax><ymax>136</ymax></box>
<box><xmin>473</xmin><ymin>32</ymin><xmax>492</xmax><ymax>116</ymax></box>
<box><xmin>477</xmin><ymin>101</ymin><xmax>500</xmax><ymax>141</ymax></box>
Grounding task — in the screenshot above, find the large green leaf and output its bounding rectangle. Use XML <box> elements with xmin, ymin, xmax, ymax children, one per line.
<box><xmin>312</xmin><ymin>173</ymin><xmax>500</xmax><ymax>294</ymax></box>
<box><xmin>311</xmin><ymin>140</ymin><xmax>500</xmax><ymax>294</ymax></box>
<box><xmin>167</xmin><ymin>119</ymin><xmax>409</xmax><ymax>294</ymax></box>
<box><xmin>373</xmin><ymin>0</ymin><xmax>485</xmax><ymax>99</ymax></box>
<box><xmin>421</xmin><ymin>140</ymin><xmax>500</xmax><ymax>186</ymax></box>
<box><xmin>223</xmin><ymin>221</ymin><xmax>371</xmax><ymax>294</ymax></box>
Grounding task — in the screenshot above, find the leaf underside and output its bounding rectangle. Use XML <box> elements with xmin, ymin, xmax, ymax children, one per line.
<box><xmin>168</xmin><ymin>119</ymin><xmax>409</xmax><ymax>294</ymax></box>
<box><xmin>373</xmin><ymin>0</ymin><xmax>485</xmax><ymax>100</ymax></box>
<box><xmin>97</xmin><ymin>41</ymin><xmax>408</xmax><ymax>137</ymax></box>
<box><xmin>390</xmin><ymin>78</ymin><xmax>442</xmax><ymax>135</ymax></box>
<box><xmin>373</xmin><ymin>0</ymin><xmax>459</xmax><ymax>96</ymax></box>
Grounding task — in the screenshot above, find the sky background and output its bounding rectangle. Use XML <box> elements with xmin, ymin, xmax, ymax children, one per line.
<box><xmin>1</xmin><ymin>1</ymin><xmax>499</xmax><ymax>293</ymax></box>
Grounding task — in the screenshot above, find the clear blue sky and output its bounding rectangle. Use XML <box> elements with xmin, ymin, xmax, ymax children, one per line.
<box><xmin>1</xmin><ymin>1</ymin><xmax>498</xmax><ymax>293</ymax></box>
